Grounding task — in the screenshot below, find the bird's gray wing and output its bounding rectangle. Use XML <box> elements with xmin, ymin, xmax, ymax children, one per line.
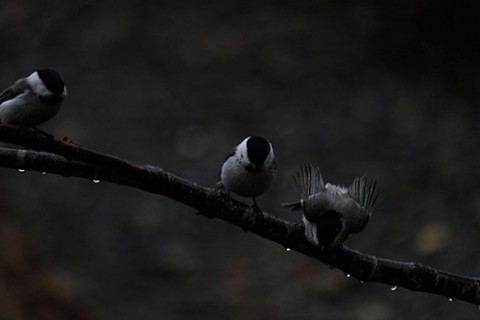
<box><xmin>301</xmin><ymin>193</ymin><xmax>332</xmax><ymax>220</ymax></box>
<box><xmin>0</xmin><ymin>79</ymin><xmax>28</xmax><ymax>104</ymax></box>
<box><xmin>293</xmin><ymin>163</ymin><xmax>325</xmax><ymax>199</ymax></box>
<box><xmin>348</xmin><ymin>173</ymin><xmax>378</xmax><ymax>213</ymax></box>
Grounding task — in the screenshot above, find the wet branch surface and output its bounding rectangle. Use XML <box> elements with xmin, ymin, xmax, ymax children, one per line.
<box><xmin>0</xmin><ymin>126</ymin><xmax>479</xmax><ymax>305</ymax></box>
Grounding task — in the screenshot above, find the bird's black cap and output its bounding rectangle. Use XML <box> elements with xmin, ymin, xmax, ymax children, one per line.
<box><xmin>247</xmin><ymin>136</ymin><xmax>271</xmax><ymax>165</ymax></box>
<box><xmin>36</xmin><ymin>69</ymin><xmax>65</xmax><ymax>94</ymax></box>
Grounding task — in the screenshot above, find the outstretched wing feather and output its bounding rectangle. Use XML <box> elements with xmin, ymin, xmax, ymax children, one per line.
<box><xmin>348</xmin><ymin>173</ymin><xmax>378</xmax><ymax>213</ymax></box>
<box><xmin>293</xmin><ymin>163</ymin><xmax>325</xmax><ymax>199</ymax></box>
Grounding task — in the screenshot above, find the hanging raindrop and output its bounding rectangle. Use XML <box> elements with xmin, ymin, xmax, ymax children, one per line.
<box><xmin>345</xmin><ymin>273</ymin><xmax>351</xmax><ymax>278</ymax></box>
<box><xmin>92</xmin><ymin>179</ymin><xmax>101</xmax><ymax>184</ymax></box>
<box><xmin>17</xmin><ymin>169</ymin><xmax>26</xmax><ymax>173</ymax></box>
<box><xmin>41</xmin><ymin>172</ymin><xmax>47</xmax><ymax>175</ymax></box>
<box><xmin>285</xmin><ymin>247</ymin><xmax>291</xmax><ymax>252</ymax></box>
<box><xmin>390</xmin><ymin>285</ymin><xmax>397</xmax><ymax>291</ymax></box>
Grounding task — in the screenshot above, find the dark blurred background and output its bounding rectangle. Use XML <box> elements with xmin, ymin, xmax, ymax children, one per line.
<box><xmin>0</xmin><ymin>1</ymin><xmax>480</xmax><ymax>319</ymax></box>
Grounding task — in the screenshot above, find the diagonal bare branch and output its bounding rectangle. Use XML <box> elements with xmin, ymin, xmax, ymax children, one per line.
<box><xmin>0</xmin><ymin>126</ymin><xmax>479</xmax><ymax>306</ymax></box>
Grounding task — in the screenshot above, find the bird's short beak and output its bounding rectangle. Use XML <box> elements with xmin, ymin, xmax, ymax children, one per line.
<box><xmin>246</xmin><ymin>164</ymin><xmax>258</xmax><ymax>173</ymax></box>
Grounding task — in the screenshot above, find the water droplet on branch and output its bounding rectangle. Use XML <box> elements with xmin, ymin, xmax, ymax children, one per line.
<box><xmin>92</xmin><ymin>179</ymin><xmax>101</xmax><ymax>184</ymax></box>
<box><xmin>390</xmin><ymin>285</ymin><xmax>397</xmax><ymax>291</ymax></box>
<box><xmin>17</xmin><ymin>169</ymin><xmax>26</xmax><ymax>173</ymax></box>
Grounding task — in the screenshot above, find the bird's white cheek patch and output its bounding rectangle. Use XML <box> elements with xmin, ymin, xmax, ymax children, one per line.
<box><xmin>26</xmin><ymin>72</ymin><xmax>50</xmax><ymax>97</ymax></box>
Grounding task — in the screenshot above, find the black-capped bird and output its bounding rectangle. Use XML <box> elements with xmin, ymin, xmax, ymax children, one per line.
<box><xmin>0</xmin><ymin>69</ymin><xmax>66</xmax><ymax>127</ymax></box>
<box><xmin>220</xmin><ymin>136</ymin><xmax>277</xmax><ymax>210</ymax></box>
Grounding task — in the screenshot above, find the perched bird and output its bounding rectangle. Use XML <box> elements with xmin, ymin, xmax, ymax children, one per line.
<box><xmin>220</xmin><ymin>136</ymin><xmax>277</xmax><ymax>209</ymax></box>
<box><xmin>283</xmin><ymin>163</ymin><xmax>378</xmax><ymax>249</ymax></box>
<box><xmin>0</xmin><ymin>69</ymin><xmax>67</xmax><ymax>127</ymax></box>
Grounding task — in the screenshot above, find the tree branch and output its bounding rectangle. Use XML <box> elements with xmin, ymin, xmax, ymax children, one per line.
<box><xmin>0</xmin><ymin>127</ymin><xmax>479</xmax><ymax>306</ymax></box>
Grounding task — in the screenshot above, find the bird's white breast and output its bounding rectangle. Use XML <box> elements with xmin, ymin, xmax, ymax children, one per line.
<box><xmin>221</xmin><ymin>155</ymin><xmax>275</xmax><ymax>198</ymax></box>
